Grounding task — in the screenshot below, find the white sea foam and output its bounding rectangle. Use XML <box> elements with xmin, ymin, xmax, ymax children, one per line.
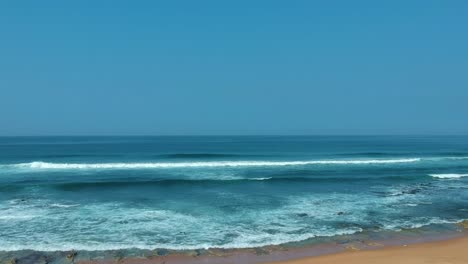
<box><xmin>0</xmin><ymin>195</ymin><xmax>464</xmax><ymax>252</ymax></box>
<box><xmin>7</xmin><ymin>158</ymin><xmax>421</xmax><ymax>170</ymax></box>
<box><xmin>0</xmin><ymin>228</ymin><xmax>362</xmax><ymax>251</ymax></box>
<box><xmin>49</xmin><ymin>203</ymin><xmax>80</xmax><ymax>208</ymax></box>
<box><xmin>383</xmin><ymin>218</ymin><xmax>460</xmax><ymax>231</ymax></box>
<box><xmin>0</xmin><ymin>214</ymin><xmax>38</xmax><ymax>220</ymax></box>
<box><xmin>429</xmin><ymin>173</ymin><xmax>468</xmax><ymax>179</ymax></box>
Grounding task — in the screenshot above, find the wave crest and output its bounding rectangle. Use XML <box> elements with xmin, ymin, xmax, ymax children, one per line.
<box><xmin>7</xmin><ymin>158</ymin><xmax>421</xmax><ymax>170</ymax></box>
<box><xmin>429</xmin><ymin>173</ymin><xmax>468</xmax><ymax>179</ymax></box>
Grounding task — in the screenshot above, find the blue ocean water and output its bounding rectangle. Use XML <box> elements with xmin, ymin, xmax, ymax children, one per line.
<box><xmin>0</xmin><ymin>136</ymin><xmax>467</xmax><ymax>251</ymax></box>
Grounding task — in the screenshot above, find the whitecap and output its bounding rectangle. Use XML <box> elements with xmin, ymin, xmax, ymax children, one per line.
<box><xmin>429</xmin><ymin>173</ymin><xmax>468</xmax><ymax>179</ymax></box>
<box><xmin>6</xmin><ymin>158</ymin><xmax>421</xmax><ymax>170</ymax></box>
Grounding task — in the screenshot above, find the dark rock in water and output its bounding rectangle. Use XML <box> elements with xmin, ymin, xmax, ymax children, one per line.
<box><xmin>39</xmin><ymin>255</ymin><xmax>51</xmax><ymax>264</ymax></box>
<box><xmin>337</xmin><ymin>239</ymin><xmax>352</xmax><ymax>244</ymax></box>
<box><xmin>264</xmin><ymin>228</ymin><xmax>280</xmax><ymax>234</ymax></box>
<box><xmin>337</xmin><ymin>211</ymin><xmax>344</xmax><ymax>215</ymax></box>
<box><xmin>296</xmin><ymin>213</ymin><xmax>308</xmax><ymax>217</ymax></box>
<box><xmin>371</xmin><ymin>191</ymin><xmax>388</xmax><ymax>197</ymax></box>
<box><xmin>195</xmin><ymin>249</ymin><xmax>205</xmax><ymax>256</ymax></box>
<box><xmin>187</xmin><ymin>249</ymin><xmax>204</xmax><ymax>257</ymax></box>
<box><xmin>403</xmin><ymin>188</ymin><xmax>421</xmax><ymax>195</ymax></box>
<box><xmin>16</xmin><ymin>253</ymin><xmax>46</xmax><ymax>264</ymax></box>
<box><xmin>154</xmin><ymin>249</ymin><xmax>169</xmax><ymax>256</ymax></box>
<box><xmin>112</xmin><ymin>251</ymin><xmax>125</xmax><ymax>263</ymax></box>
<box><xmin>66</xmin><ymin>250</ymin><xmax>77</xmax><ymax>261</ymax></box>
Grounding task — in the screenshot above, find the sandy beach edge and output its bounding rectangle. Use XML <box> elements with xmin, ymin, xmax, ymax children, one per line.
<box><xmin>263</xmin><ymin>235</ymin><xmax>468</xmax><ymax>264</ymax></box>
<box><xmin>2</xmin><ymin>223</ymin><xmax>466</xmax><ymax>264</ymax></box>
<box><xmin>73</xmin><ymin>230</ymin><xmax>468</xmax><ymax>264</ymax></box>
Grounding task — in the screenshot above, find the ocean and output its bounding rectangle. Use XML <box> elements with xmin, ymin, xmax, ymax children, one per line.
<box><xmin>0</xmin><ymin>136</ymin><xmax>467</xmax><ymax>251</ymax></box>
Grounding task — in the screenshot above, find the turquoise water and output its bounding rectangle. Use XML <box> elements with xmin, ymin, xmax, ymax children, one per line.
<box><xmin>0</xmin><ymin>136</ymin><xmax>467</xmax><ymax>251</ymax></box>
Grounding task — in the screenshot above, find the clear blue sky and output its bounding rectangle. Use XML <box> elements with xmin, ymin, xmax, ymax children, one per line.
<box><xmin>1</xmin><ymin>1</ymin><xmax>467</xmax><ymax>135</ymax></box>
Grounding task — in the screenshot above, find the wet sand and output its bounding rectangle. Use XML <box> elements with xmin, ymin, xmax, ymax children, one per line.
<box><xmin>2</xmin><ymin>224</ymin><xmax>466</xmax><ymax>264</ymax></box>
<box><xmin>265</xmin><ymin>235</ymin><xmax>468</xmax><ymax>264</ymax></box>
<box><xmin>71</xmin><ymin>232</ymin><xmax>467</xmax><ymax>264</ymax></box>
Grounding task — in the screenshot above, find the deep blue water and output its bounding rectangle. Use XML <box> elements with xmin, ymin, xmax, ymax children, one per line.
<box><xmin>0</xmin><ymin>136</ymin><xmax>467</xmax><ymax>251</ymax></box>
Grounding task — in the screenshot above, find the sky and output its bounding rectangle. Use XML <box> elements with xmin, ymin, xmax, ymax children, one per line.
<box><xmin>0</xmin><ymin>1</ymin><xmax>467</xmax><ymax>136</ymax></box>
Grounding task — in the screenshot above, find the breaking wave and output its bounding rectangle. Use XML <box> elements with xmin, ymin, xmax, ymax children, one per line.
<box><xmin>429</xmin><ymin>173</ymin><xmax>468</xmax><ymax>179</ymax></box>
<box><xmin>4</xmin><ymin>158</ymin><xmax>421</xmax><ymax>170</ymax></box>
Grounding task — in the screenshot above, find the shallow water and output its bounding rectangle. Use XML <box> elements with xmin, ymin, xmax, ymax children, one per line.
<box><xmin>0</xmin><ymin>136</ymin><xmax>467</xmax><ymax>251</ymax></box>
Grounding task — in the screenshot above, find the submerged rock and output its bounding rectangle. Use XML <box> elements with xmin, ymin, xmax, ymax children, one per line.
<box><xmin>186</xmin><ymin>249</ymin><xmax>204</xmax><ymax>257</ymax></box>
<box><xmin>39</xmin><ymin>255</ymin><xmax>50</xmax><ymax>264</ymax></box>
<box><xmin>15</xmin><ymin>253</ymin><xmax>47</xmax><ymax>264</ymax></box>
<box><xmin>66</xmin><ymin>250</ymin><xmax>77</xmax><ymax>262</ymax></box>
<box><xmin>402</xmin><ymin>188</ymin><xmax>421</xmax><ymax>195</ymax></box>
<box><xmin>254</xmin><ymin>248</ymin><xmax>270</xmax><ymax>255</ymax></box>
<box><xmin>154</xmin><ymin>249</ymin><xmax>169</xmax><ymax>256</ymax></box>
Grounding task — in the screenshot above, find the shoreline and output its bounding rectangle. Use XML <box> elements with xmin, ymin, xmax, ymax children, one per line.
<box><xmin>1</xmin><ymin>221</ymin><xmax>466</xmax><ymax>264</ymax></box>
<box><xmin>74</xmin><ymin>231</ymin><xmax>468</xmax><ymax>264</ymax></box>
<box><xmin>265</xmin><ymin>235</ymin><xmax>468</xmax><ymax>264</ymax></box>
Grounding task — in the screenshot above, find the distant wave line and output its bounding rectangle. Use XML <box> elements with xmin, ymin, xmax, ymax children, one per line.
<box><xmin>2</xmin><ymin>158</ymin><xmax>422</xmax><ymax>170</ymax></box>
<box><xmin>429</xmin><ymin>173</ymin><xmax>468</xmax><ymax>179</ymax></box>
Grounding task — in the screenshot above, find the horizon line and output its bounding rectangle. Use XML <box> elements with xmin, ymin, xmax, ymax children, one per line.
<box><xmin>0</xmin><ymin>134</ymin><xmax>467</xmax><ymax>137</ymax></box>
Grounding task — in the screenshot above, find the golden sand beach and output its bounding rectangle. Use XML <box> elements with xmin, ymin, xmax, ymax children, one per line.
<box><xmin>72</xmin><ymin>233</ymin><xmax>467</xmax><ymax>264</ymax></box>
<box><xmin>265</xmin><ymin>236</ymin><xmax>468</xmax><ymax>264</ymax></box>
